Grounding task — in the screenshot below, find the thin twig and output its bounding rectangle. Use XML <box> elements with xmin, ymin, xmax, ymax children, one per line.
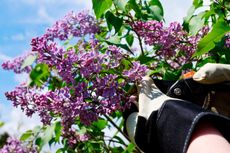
<box><xmin>104</xmin><ymin>115</ymin><xmax>130</xmax><ymax>143</ymax></box>
<box><xmin>126</xmin><ymin>13</ymin><xmax>145</xmax><ymax>55</ymax></box>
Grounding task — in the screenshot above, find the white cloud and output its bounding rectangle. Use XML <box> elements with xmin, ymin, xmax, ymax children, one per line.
<box><xmin>0</xmin><ymin>52</ymin><xmax>12</xmax><ymax>61</ymax></box>
<box><xmin>0</xmin><ymin>106</ymin><xmax>41</xmax><ymax>136</ymax></box>
<box><xmin>37</xmin><ymin>7</ymin><xmax>55</xmax><ymax>24</ymax></box>
<box><xmin>11</xmin><ymin>33</ymin><xmax>25</xmax><ymax>41</ymax></box>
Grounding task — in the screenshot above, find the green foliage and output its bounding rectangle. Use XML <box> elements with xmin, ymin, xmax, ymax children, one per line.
<box><xmin>137</xmin><ymin>54</ymin><xmax>156</xmax><ymax>65</ymax></box>
<box><xmin>105</xmin><ymin>11</ymin><xmax>123</xmax><ymax>33</ymax></box>
<box><xmin>189</xmin><ymin>12</ymin><xmax>206</xmax><ymax>35</ymax></box>
<box><xmin>194</xmin><ymin>20</ymin><xmax>230</xmax><ymax>57</ymax></box>
<box><xmin>193</xmin><ymin>0</ymin><xmax>203</xmax><ymax>9</ymax></box>
<box><xmin>20</xmin><ymin>130</ymin><xmax>33</xmax><ymax>141</ymax></box>
<box><xmin>127</xmin><ymin>0</ymin><xmax>142</xmax><ymax>19</ymax></box>
<box><xmin>21</xmin><ymin>54</ymin><xmax>37</xmax><ymax>69</ymax></box>
<box><xmin>113</xmin><ymin>0</ymin><xmax>129</xmax><ymax>11</ymax></box>
<box><xmin>147</xmin><ymin>0</ymin><xmax>164</xmax><ymax>21</ymax></box>
<box><xmin>92</xmin><ymin>0</ymin><xmax>112</xmax><ymax>19</ymax></box>
<box><xmin>125</xmin><ymin>34</ymin><xmax>134</xmax><ymax>46</ymax></box>
<box><xmin>30</xmin><ymin>63</ymin><xmax>50</xmax><ymax>87</ymax></box>
<box><xmin>92</xmin><ymin>119</ymin><xmax>108</xmax><ymax>130</ymax></box>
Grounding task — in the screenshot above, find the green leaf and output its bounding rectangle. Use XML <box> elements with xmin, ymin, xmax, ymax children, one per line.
<box><xmin>113</xmin><ymin>135</ymin><xmax>126</xmax><ymax>145</ymax></box>
<box><xmin>111</xmin><ymin>147</ymin><xmax>124</xmax><ymax>153</ymax></box>
<box><xmin>123</xmin><ymin>143</ymin><xmax>135</xmax><ymax>153</ymax></box>
<box><xmin>148</xmin><ymin>0</ymin><xmax>164</xmax><ymax>21</ymax></box>
<box><xmin>35</xmin><ymin>137</ymin><xmax>43</xmax><ymax>148</ymax></box>
<box><xmin>193</xmin><ymin>0</ymin><xmax>203</xmax><ymax>9</ymax></box>
<box><xmin>56</xmin><ymin>148</ymin><xmax>65</xmax><ymax>153</ymax></box>
<box><xmin>184</xmin><ymin>6</ymin><xmax>196</xmax><ymax>22</ymax></box>
<box><xmin>125</xmin><ymin>34</ymin><xmax>134</xmax><ymax>46</ymax></box>
<box><xmin>43</xmin><ymin>125</ymin><xmax>55</xmax><ymax>146</ymax></box>
<box><xmin>163</xmin><ymin>69</ymin><xmax>181</xmax><ymax>80</ymax></box>
<box><xmin>189</xmin><ymin>12</ymin><xmax>206</xmax><ymax>35</ymax></box>
<box><xmin>107</xmin><ymin>36</ymin><xmax>121</xmax><ymax>44</ymax></box>
<box><xmin>92</xmin><ymin>0</ymin><xmax>112</xmax><ymax>19</ymax></box>
<box><xmin>0</xmin><ymin>122</ymin><xmax>4</xmax><ymax>128</ymax></box>
<box><xmin>20</xmin><ymin>130</ymin><xmax>33</xmax><ymax>141</ymax></box>
<box><xmin>128</xmin><ymin>0</ymin><xmax>142</xmax><ymax>18</ymax></box>
<box><xmin>113</xmin><ymin>0</ymin><xmax>128</xmax><ymax>11</ymax></box>
<box><xmin>30</xmin><ymin>63</ymin><xmax>50</xmax><ymax>87</ymax></box>
<box><xmin>21</xmin><ymin>54</ymin><xmax>36</xmax><ymax>69</ymax></box>
<box><xmin>118</xmin><ymin>78</ymin><xmax>125</xmax><ymax>84</ymax></box>
<box><xmin>121</xmin><ymin>59</ymin><xmax>132</xmax><ymax>70</ymax></box>
<box><xmin>105</xmin><ymin>11</ymin><xmax>123</xmax><ymax>33</ymax></box>
<box><xmin>93</xmin><ymin>119</ymin><xmax>108</xmax><ymax>130</ymax></box>
<box><xmin>54</xmin><ymin>122</ymin><xmax>62</xmax><ymax>142</ymax></box>
<box><xmin>137</xmin><ymin>54</ymin><xmax>156</xmax><ymax>65</ymax></box>
<box><xmin>182</xmin><ymin>6</ymin><xmax>196</xmax><ymax>31</ymax></box>
<box><xmin>193</xmin><ymin>20</ymin><xmax>230</xmax><ymax>57</ymax></box>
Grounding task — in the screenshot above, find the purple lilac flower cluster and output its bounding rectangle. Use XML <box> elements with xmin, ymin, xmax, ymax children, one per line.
<box><xmin>1</xmin><ymin>52</ymin><xmax>35</xmax><ymax>74</ymax></box>
<box><xmin>0</xmin><ymin>137</ymin><xmax>37</xmax><ymax>153</ymax></box>
<box><xmin>132</xmin><ymin>21</ymin><xmax>209</xmax><ymax>69</ymax></box>
<box><xmin>5</xmin><ymin>44</ymin><xmax>147</xmax><ymax>146</ymax></box>
<box><xmin>44</xmin><ymin>11</ymin><xmax>99</xmax><ymax>41</ymax></box>
<box><xmin>123</xmin><ymin>61</ymin><xmax>148</xmax><ymax>82</ymax></box>
<box><xmin>3</xmin><ymin>11</ymin><xmax>148</xmax><ymax>146</ymax></box>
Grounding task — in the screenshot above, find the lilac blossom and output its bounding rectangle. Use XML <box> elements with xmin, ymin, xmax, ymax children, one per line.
<box><xmin>1</xmin><ymin>52</ymin><xmax>35</xmax><ymax>74</ymax></box>
<box><xmin>123</xmin><ymin>61</ymin><xmax>148</xmax><ymax>82</ymax></box>
<box><xmin>106</xmin><ymin>45</ymin><xmax>124</xmax><ymax>68</ymax></box>
<box><xmin>0</xmin><ymin>137</ymin><xmax>37</xmax><ymax>153</ymax></box>
<box><xmin>78</xmin><ymin>50</ymin><xmax>105</xmax><ymax>78</ymax></box>
<box><xmin>44</xmin><ymin>11</ymin><xmax>99</xmax><ymax>41</ymax></box>
<box><xmin>132</xmin><ymin>21</ymin><xmax>209</xmax><ymax>69</ymax></box>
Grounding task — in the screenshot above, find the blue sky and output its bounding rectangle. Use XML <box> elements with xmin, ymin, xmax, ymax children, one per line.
<box><xmin>0</xmin><ymin>0</ymin><xmax>92</xmax><ymax>134</ymax></box>
<box><xmin>0</xmin><ymin>0</ymin><xmax>193</xmax><ymax>135</ymax></box>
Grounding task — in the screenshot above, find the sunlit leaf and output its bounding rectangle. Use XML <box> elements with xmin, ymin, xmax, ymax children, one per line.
<box><xmin>21</xmin><ymin>54</ymin><xmax>36</xmax><ymax>69</ymax></box>
<box><xmin>20</xmin><ymin>130</ymin><xmax>33</xmax><ymax>141</ymax></box>
<box><xmin>44</xmin><ymin>125</ymin><xmax>55</xmax><ymax>146</ymax></box>
<box><xmin>148</xmin><ymin>0</ymin><xmax>164</xmax><ymax>21</ymax></box>
<box><xmin>93</xmin><ymin>119</ymin><xmax>108</xmax><ymax>130</ymax></box>
<box><xmin>193</xmin><ymin>20</ymin><xmax>230</xmax><ymax>57</ymax></box>
<box><xmin>113</xmin><ymin>0</ymin><xmax>128</xmax><ymax>11</ymax></box>
<box><xmin>193</xmin><ymin>0</ymin><xmax>203</xmax><ymax>9</ymax></box>
<box><xmin>189</xmin><ymin>12</ymin><xmax>206</xmax><ymax>35</ymax></box>
<box><xmin>92</xmin><ymin>0</ymin><xmax>112</xmax><ymax>19</ymax></box>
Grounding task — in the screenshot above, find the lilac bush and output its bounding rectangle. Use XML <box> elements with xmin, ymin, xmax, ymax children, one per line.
<box><xmin>0</xmin><ymin>137</ymin><xmax>37</xmax><ymax>153</ymax></box>
<box><xmin>1</xmin><ymin>0</ymin><xmax>229</xmax><ymax>151</ymax></box>
<box><xmin>3</xmin><ymin>11</ymin><xmax>148</xmax><ymax>147</ymax></box>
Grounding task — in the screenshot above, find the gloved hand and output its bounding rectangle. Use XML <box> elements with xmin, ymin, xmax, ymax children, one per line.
<box><xmin>193</xmin><ymin>63</ymin><xmax>230</xmax><ymax>84</ymax></box>
<box><xmin>193</xmin><ymin>63</ymin><xmax>230</xmax><ymax>117</ymax></box>
<box><xmin>126</xmin><ymin>76</ymin><xmax>174</xmax><ymax>150</ymax></box>
<box><xmin>125</xmin><ymin>63</ymin><xmax>230</xmax><ymax>153</ymax></box>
